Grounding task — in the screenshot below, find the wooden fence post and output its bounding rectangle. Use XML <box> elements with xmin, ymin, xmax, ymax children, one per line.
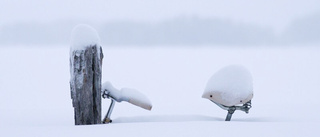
<box><xmin>70</xmin><ymin>24</ymin><xmax>103</xmax><ymax>125</ymax></box>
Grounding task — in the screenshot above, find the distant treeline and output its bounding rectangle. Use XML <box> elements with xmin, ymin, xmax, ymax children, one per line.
<box><xmin>1</xmin><ymin>14</ymin><xmax>320</xmax><ymax>46</ymax></box>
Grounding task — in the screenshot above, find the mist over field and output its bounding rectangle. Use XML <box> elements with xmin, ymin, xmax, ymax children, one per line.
<box><xmin>1</xmin><ymin>0</ymin><xmax>320</xmax><ymax>46</ymax></box>
<box><xmin>1</xmin><ymin>14</ymin><xmax>320</xmax><ymax>46</ymax></box>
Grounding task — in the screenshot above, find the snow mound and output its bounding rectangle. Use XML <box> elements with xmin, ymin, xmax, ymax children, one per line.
<box><xmin>70</xmin><ymin>24</ymin><xmax>101</xmax><ymax>50</ymax></box>
<box><xmin>102</xmin><ymin>82</ymin><xmax>152</xmax><ymax>110</ymax></box>
<box><xmin>202</xmin><ymin>65</ymin><xmax>253</xmax><ymax>106</ymax></box>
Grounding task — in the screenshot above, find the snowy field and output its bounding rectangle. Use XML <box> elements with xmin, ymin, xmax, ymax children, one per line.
<box><xmin>1</xmin><ymin>45</ymin><xmax>320</xmax><ymax>137</ymax></box>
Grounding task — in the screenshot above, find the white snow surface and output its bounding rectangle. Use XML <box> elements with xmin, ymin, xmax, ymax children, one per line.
<box><xmin>70</xmin><ymin>24</ymin><xmax>101</xmax><ymax>50</ymax></box>
<box><xmin>102</xmin><ymin>81</ymin><xmax>152</xmax><ymax>110</ymax></box>
<box><xmin>203</xmin><ymin>65</ymin><xmax>253</xmax><ymax>106</ymax></box>
<box><xmin>1</xmin><ymin>46</ymin><xmax>320</xmax><ymax>137</ymax></box>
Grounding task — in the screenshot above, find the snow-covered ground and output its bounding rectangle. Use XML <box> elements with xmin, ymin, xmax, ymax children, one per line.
<box><xmin>0</xmin><ymin>45</ymin><xmax>320</xmax><ymax>137</ymax></box>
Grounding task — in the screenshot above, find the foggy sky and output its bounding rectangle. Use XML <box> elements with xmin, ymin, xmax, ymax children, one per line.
<box><xmin>1</xmin><ymin>0</ymin><xmax>320</xmax><ymax>32</ymax></box>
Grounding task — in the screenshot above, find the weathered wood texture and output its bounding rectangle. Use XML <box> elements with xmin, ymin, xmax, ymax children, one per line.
<box><xmin>70</xmin><ymin>45</ymin><xmax>103</xmax><ymax>125</ymax></box>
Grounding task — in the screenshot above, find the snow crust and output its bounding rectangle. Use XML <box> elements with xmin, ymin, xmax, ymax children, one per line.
<box><xmin>70</xmin><ymin>24</ymin><xmax>101</xmax><ymax>50</ymax></box>
<box><xmin>202</xmin><ymin>65</ymin><xmax>253</xmax><ymax>106</ymax></box>
<box><xmin>102</xmin><ymin>81</ymin><xmax>152</xmax><ymax>110</ymax></box>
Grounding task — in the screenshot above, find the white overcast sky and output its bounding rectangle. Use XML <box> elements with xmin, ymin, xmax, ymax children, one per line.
<box><xmin>1</xmin><ymin>0</ymin><xmax>320</xmax><ymax>31</ymax></box>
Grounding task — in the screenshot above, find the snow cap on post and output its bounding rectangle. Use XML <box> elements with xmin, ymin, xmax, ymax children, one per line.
<box><xmin>202</xmin><ymin>65</ymin><xmax>253</xmax><ymax>106</ymax></box>
<box><xmin>70</xmin><ymin>24</ymin><xmax>101</xmax><ymax>50</ymax></box>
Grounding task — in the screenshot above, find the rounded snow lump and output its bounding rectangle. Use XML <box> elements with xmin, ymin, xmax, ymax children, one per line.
<box><xmin>202</xmin><ymin>65</ymin><xmax>253</xmax><ymax>106</ymax></box>
<box><xmin>70</xmin><ymin>24</ymin><xmax>101</xmax><ymax>50</ymax></box>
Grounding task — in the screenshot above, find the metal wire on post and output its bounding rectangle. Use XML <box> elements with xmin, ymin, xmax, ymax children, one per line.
<box><xmin>102</xmin><ymin>89</ymin><xmax>117</xmax><ymax>124</ymax></box>
<box><xmin>102</xmin><ymin>99</ymin><xmax>115</xmax><ymax>124</ymax></box>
